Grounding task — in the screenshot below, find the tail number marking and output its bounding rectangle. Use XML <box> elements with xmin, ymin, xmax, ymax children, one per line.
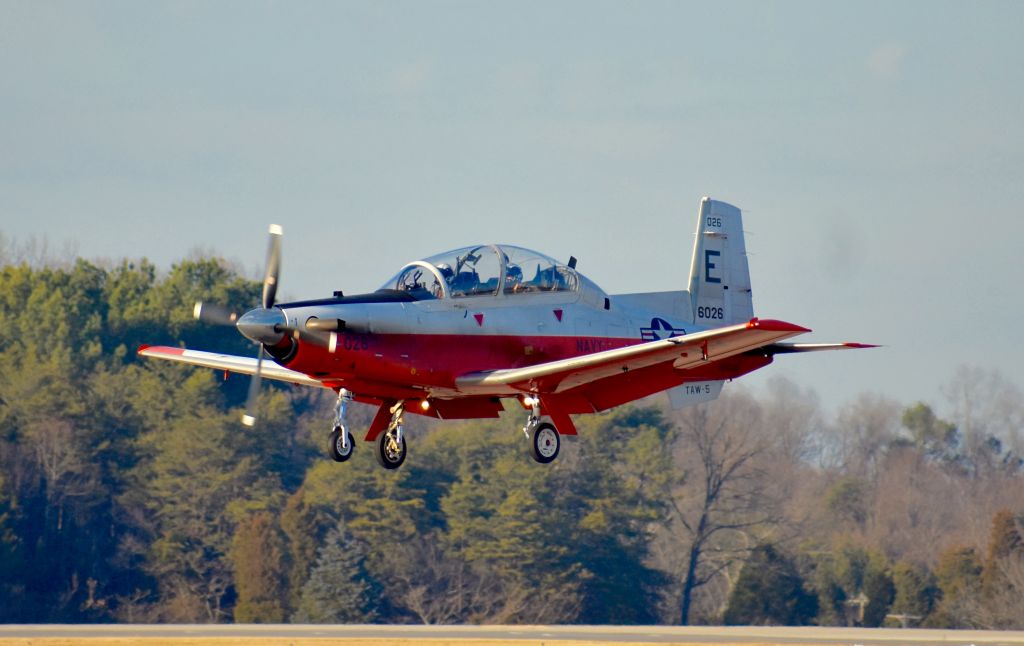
<box><xmin>697</xmin><ymin>306</ymin><xmax>724</xmax><ymax>320</ymax></box>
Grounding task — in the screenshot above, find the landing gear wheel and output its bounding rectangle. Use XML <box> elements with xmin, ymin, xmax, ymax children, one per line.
<box><xmin>375</xmin><ymin>429</ymin><xmax>407</xmax><ymax>469</ymax></box>
<box><xmin>529</xmin><ymin>422</ymin><xmax>560</xmax><ymax>464</ymax></box>
<box><xmin>328</xmin><ymin>426</ymin><xmax>354</xmax><ymax>462</ymax></box>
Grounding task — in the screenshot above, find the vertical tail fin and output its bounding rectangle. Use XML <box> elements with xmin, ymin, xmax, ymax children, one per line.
<box><xmin>687</xmin><ymin>197</ymin><xmax>754</xmax><ymax>325</ymax></box>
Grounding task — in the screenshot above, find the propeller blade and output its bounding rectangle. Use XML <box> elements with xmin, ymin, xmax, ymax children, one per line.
<box><xmin>193</xmin><ymin>301</ymin><xmax>240</xmax><ymax>326</ymax></box>
<box><xmin>242</xmin><ymin>345</ymin><xmax>265</xmax><ymax>426</ymax></box>
<box><xmin>262</xmin><ymin>224</ymin><xmax>283</xmax><ymax>309</ymax></box>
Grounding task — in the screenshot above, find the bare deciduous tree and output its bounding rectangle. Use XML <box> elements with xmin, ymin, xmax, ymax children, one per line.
<box><xmin>394</xmin><ymin>537</ymin><xmax>486</xmax><ymax>624</ymax></box>
<box><xmin>27</xmin><ymin>419</ymin><xmax>99</xmax><ymax>532</ymax></box>
<box><xmin>829</xmin><ymin>393</ymin><xmax>902</xmax><ymax>478</ymax></box>
<box><xmin>666</xmin><ymin>390</ymin><xmax>782</xmax><ymax>625</ymax></box>
<box><xmin>944</xmin><ymin>365</ymin><xmax>1024</xmax><ymax>473</ymax></box>
<box><xmin>869</xmin><ymin>447</ymin><xmax>972</xmax><ymax>564</ymax></box>
<box><xmin>760</xmin><ymin>376</ymin><xmax>825</xmax><ymax>467</ymax></box>
<box><xmin>975</xmin><ymin>554</ymin><xmax>1024</xmax><ymax>628</ymax></box>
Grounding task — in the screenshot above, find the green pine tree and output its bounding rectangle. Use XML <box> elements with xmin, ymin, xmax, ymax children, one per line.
<box><xmin>723</xmin><ymin>544</ymin><xmax>817</xmax><ymax>625</ymax></box>
<box><xmin>280</xmin><ymin>486</ymin><xmax>323</xmax><ymax>613</ymax></box>
<box><xmin>231</xmin><ymin>512</ymin><xmax>287</xmax><ymax>622</ymax></box>
<box><xmin>890</xmin><ymin>561</ymin><xmax>937</xmax><ymax>624</ymax></box>
<box><xmin>562</xmin><ymin>411</ymin><xmax>671</xmax><ymax>624</ymax></box>
<box><xmin>292</xmin><ymin>519</ymin><xmax>378</xmax><ymax>623</ymax></box>
<box><xmin>862</xmin><ymin>561</ymin><xmax>895</xmax><ymax>627</ymax></box>
<box><xmin>926</xmin><ymin>545</ymin><xmax>982</xmax><ymax>628</ymax></box>
<box><xmin>901</xmin><ymin>403</ymin><xmax>958</xmax><ymax>459</ymax></box>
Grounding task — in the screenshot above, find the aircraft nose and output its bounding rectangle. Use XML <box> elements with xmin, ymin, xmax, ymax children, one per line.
<box><xmin>236</xmin><ymin>307</ymin><xmax>286</xmax><ymax>345</ymax></box>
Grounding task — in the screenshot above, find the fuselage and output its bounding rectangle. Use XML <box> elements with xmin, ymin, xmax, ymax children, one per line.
<box><xmin>266</xmin><ymin>289</ymin><xmax>763</xmax><ymax>406</ymax></box>
<box><xmin>231</xmin><ymin>242</ymin><xmax>776</xmax><ymax>417</ymax></box>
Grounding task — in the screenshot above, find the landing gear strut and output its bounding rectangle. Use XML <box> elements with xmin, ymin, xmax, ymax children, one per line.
<box><xmin>375</xmin><ymin>401</ymin><xmax>407</xmax><ymax>469</ymax></box>
<box><xmin>327</xmin><ymin>389</ymin><xmax>354</xmax><ymax>462</ymax></box>
<box><xmin>523</xmin><ymin>396</ymin><xmax>560</xmax><ymax>464</ymax></box>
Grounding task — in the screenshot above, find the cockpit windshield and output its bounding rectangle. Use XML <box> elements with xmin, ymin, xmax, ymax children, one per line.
<box><xmin>501</xmin><ymin>245</ymin><xmax>578</xmax><ymax>294</ymax></box>
<box><xmin>377</xmin><ymin>244</ymin><xmax>579</xmax><ymax>300</ymax></box>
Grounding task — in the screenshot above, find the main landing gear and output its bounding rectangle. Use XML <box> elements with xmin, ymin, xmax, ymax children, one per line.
<box><xmin>375</xmin><ymin>401</ymin><xmax>407</xmax><ymax>470</ymax></box>
<box><xmin>326</xmin><ymin>390</ymin><xmax>559</xmax><ymax>469</ymax></box>
<box><xmin>324</xmin><ymin>389</ymin><xmax>405</xmax><ymax>469</ymax></box>
<box><xmin>523</xmin><ymin>396</ymin><xmax>560</xmax><ymax>464</ymax></box>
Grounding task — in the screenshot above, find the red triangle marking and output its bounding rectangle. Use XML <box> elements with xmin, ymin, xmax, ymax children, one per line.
<box><xmin>553</xmin><ymin>309</ymin><xmax>563</xmax><ymax>322</ymax></box>
<box><xmin>474</xmin><ymin>313</ymin><xmax>484</xmax><ymax>327</ymax></box>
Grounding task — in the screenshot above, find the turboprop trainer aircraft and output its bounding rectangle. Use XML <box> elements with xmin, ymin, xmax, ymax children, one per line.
<box><xmin>140</xmin><ymin>197</ymin><xmax>872</xmax><ymax>469</ymax></box>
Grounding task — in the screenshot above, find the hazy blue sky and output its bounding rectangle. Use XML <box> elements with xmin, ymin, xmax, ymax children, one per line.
<box><xmin>2</xmin><ymin>1</ymin><xmax>1022</xmax><ymax>416</ymax></box>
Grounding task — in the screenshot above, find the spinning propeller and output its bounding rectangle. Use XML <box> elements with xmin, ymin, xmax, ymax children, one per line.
<box><xmin>193</xmin><ymin>224</ymin><xmax>336</xmax><ymax>426</ymax></box>
<box><xmin>239</xmin><ymin>223</ymin><xmax>283</xmax><ymax>426</ymax></box>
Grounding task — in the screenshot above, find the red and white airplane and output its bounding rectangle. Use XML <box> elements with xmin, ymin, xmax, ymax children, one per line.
<box><xmin>140</xmin><ymin>197</ymin><xmax>872</xmax><ymax>469</ymax></box>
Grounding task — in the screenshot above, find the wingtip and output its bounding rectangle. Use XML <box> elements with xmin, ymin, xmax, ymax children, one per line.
<box><xmin>747</xmin><ymin>318</ymin><xmax>812</xmax><ymax>334</ymax></box>
<box><xmin>844</xmin><ymin>342</ymin><xmax>880</xmax><ymax>349</ymax></box>
<box><xmin>137</xmin><ymin>344</ymin><xmax>151</xmax><ymax>354</ymax></box>
<box><xmin>269</xmin><ymin>224</ymin><xmax>283</xmax><ymax>236</ymax></box>
<box><xmin>241</xmin><ymin>414</ymin><xmax>256</xmax><ymax>427</ymax></box>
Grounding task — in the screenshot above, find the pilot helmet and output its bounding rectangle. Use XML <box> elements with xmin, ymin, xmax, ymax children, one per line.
<box><xmin>436</xmin><ymin>263</ymin><xmax>454</xmax><ymax>280</ymax></box>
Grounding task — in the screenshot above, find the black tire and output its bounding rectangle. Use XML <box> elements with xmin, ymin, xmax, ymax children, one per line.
<box><xmin>528</xmin><ymin>422</ymin><xmax>560</xmax><ymax>464</ymax></box>
<box><xmin>375</xmin><ymin>430</ymin><xmax>407</xmax><ymax>469</ymax></box>
<box><xmin>328</xmin><ymin>426</ymin><xmax>354</xmax><ymax>462</ymax></box>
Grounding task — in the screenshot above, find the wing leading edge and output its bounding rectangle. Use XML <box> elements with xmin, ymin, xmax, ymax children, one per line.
<box><xmin>456</xmin><ymin>318</ymin><xmax>812</xmax><ymax>395</ymax></box>
<box><xmin>137</xmin><ymin>345</ymin><xmax>325</xmax><ymax>388</ymax></box>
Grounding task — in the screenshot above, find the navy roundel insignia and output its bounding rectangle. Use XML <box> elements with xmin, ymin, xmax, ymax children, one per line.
<box><xmin>641</xmin><ymin>317</ymin><xmax>686</xmax><ymax>341</ymax></box>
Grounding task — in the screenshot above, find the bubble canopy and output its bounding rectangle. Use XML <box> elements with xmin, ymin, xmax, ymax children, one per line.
<box><xmin>377</xmin><ymin>244</ymin><xmax>583</xmax><ymax>300</ymax></box>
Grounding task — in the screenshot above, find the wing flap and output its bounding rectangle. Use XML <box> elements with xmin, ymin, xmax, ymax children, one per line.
<box><xmin>138</xmin><ymin>345</ymin><xmax>325</xmax><ymax>388</ymax></box>
<box><xmin>456</xmin><ymin>318</ymin><xmax>810</xmax><ymax>394</ymax></box>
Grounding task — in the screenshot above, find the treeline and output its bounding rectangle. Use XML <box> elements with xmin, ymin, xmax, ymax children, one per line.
<box><xmin>0</xmin><ymin>256</ymin><xmax>1022</xmax><ymax>627</ymax></box>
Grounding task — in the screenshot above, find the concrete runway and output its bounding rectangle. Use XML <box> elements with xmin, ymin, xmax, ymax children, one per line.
<box><xmin>1</xmin><ymin>624</ymin><xmax>1023</xmax><ymax>645</ymax></box>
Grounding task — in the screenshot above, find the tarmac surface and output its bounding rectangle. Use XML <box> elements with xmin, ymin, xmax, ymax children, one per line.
<box><xmin>1</xmin><ymin>624</ymin><xmax>1024</xmax><ymax>645</ymax></box>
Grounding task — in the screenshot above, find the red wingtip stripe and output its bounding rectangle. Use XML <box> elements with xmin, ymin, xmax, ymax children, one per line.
<box><xmin>137</xmin><ymin>344</ymin><xmax>150</xmax><ymax>354</ymax></box>
<box><xmin>138</xmin><ymin>345</ymin><xmax>186</xmax><ymax>356</ymax></box>
<box><xmin>747</xmin><ymin>318</ymin><xmax>811</xmax><ymax>334</ymax></box>
<box><xmin>844</xmin><ymin>343</ymin><xmax>880</xmax><ymax>349</ymax></box>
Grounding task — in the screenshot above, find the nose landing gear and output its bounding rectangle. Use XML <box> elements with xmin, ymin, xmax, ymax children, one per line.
<box><xmin>328</xmin><ymin>389</ymin><xmax>354</xmax><ymax>462</ymax></box>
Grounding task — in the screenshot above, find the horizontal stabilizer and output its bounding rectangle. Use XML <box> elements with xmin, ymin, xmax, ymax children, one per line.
<box><xmin>765</xmin><ymin>342</ymin><xmax>878</xmax><ymax>354</ymax></box>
